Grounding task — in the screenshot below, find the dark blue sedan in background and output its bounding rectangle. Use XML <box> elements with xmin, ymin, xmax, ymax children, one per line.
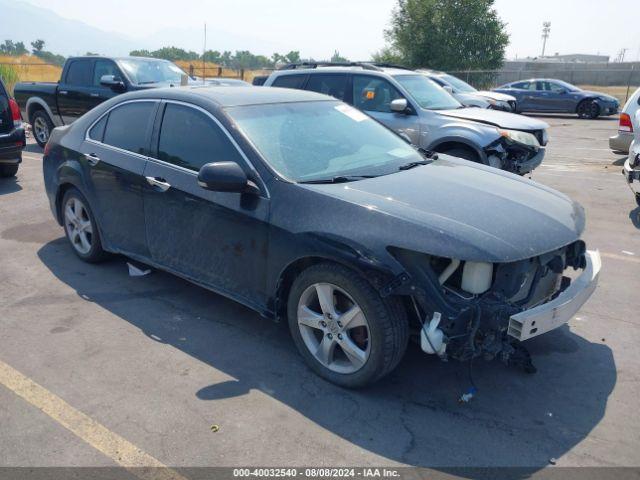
<box><xmin>493</xmin><ymin>79</ymin><xmax>619</xmax><ymax>118</ymax></box>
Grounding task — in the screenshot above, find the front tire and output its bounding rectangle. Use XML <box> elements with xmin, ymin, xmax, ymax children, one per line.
<box><xmin>31</xmin><ymin>110</ymin><xmax>54</xmax><ymax>148</ymax></box>
<box><xmin>0</xmin><ymin>165</ymin><xmax>18</xmax><ymax>177</ymax></box>
<box><xmin>577</xmin><ymin>100</ymin><xmax>600</xmax><ymax>119</ymax></box>
<box><xmin>287</xmin><ymin>263</ymin><xmax>409</xmax><ymax>388</ymax></box>
<box><xmin>62</xmin><ymin>188</ymin><xmax>108</xmax><ymax>263</ymax></box>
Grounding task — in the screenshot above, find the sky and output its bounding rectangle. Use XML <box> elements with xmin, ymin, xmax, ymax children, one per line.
<box><xmin>9</xmin><ymin>0</ymin><xmax>640</xmax><ymax>61</ymax></box>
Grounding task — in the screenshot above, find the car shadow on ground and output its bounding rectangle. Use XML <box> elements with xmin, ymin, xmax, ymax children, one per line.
<box><xmin>37</xmin><ymin>238</ymin><xmax>616</xmax><ymax>471</ymax></box>
<box><xmin>23</xmin><ymin>143</ymin><xmax>43</xmax><ymax>154</ymax></box>
<box><xmin>0</xmin><ymin>176</ymin><xmax>22</xmax><ymax>195</ymax></box>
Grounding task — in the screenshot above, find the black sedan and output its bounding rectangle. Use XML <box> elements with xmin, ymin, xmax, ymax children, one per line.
<box><xmin>494</xmin><ymin>79</ymin><xmax>619</xmax><ymax>118</ymax></box>
<box><xmin>43</xmin><ymin>86</ymin><xmax>600</xmax><ymax>387</ymax></box>
<box><xmin>0</xmin><ymin>77</ymin><xmax>25</xmax><ymax>177</ymax></box>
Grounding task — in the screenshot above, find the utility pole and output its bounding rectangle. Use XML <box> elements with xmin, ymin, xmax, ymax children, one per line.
<box><xmin>541</xmin><ymin>22</ymin><xmax>551</xmax><ymax>57</ymax></box>
<box><xmin>203</xmin><ymin>23</ymin><xmax>207</xmax><ymax>84</ymax></box>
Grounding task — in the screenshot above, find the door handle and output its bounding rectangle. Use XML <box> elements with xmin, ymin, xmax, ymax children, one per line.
<box><xmin>84</xmin><ymin>153</ymin><xmax>100</xmax><ymax>166</ymax></box>
<box><xmin>59</xmin><ymin>90</ymin><xmax>68</xmax><ymax>95</ymax></box>
<box><xmin>90</xmin><ymin>93</ymin><xmax>100</xmax><ymax>98</ymax></box>
<box><xmin>146</xmin><ymin>176</ymin><xmax>171</xmax><ymax>192</ymax></box>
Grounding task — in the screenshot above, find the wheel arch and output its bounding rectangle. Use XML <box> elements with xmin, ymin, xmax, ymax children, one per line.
<box><xmin>26</xmin><ymin>97</ymin><xmax>60</xmax><ymax>126</ymax></box>
<box><xmin>272</xmin><ymin>252</ymin><xmax>397</xmax><ymax>322</ymax></box>
<box><xmin>429</xmin><ymin>137</ymin><xmax>486</xmax><ymax>163</ymax></box>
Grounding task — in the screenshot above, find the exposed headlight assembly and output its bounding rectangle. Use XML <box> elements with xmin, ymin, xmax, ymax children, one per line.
<box><xmin>498</xmin><ymin>129</ymin><xmax>540</xmax><ymax>149</ymax></box>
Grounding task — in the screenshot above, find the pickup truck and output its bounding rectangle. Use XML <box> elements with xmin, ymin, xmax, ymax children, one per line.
<box><xmin>14</xmin><ymin>56</ymin><xmax>189</xmax><ymax>147</ymax></box>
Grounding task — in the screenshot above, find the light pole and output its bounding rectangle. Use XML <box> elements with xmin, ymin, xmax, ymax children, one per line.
<box><xmin>541</xmin><ymin>22</ymin><xmax>551</xmax><ymax>57</ymax></box>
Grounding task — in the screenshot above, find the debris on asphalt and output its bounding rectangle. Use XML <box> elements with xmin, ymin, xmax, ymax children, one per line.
<box><xmin>210</xmin><ymin>424</ymin><xmax>220</xmax><ymax>433</ymax></box>
<box><xmin>127</xmin><ymin>261</ymin><xmax>152</xmax><ymax>277</ymax></box>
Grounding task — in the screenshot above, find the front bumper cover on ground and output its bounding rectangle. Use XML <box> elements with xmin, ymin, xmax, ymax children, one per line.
<box><xmin>507</xmin><ymin>250</ymin><xmax>601</xmax><ymax>341</ymax></box>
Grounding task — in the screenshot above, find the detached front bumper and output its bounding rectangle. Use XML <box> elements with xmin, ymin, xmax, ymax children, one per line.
<box><xmin>623</xmin><ymin>156</ymin><xmax>640</xmax><ymax>196</ymax></box>
<box><xmin>507</xmin><ymin>250</ymin><xmax>601</xmax><ymax>341</ymax></box>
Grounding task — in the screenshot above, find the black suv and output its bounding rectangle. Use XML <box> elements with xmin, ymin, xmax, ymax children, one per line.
<box><xmin>0</xmin><ymin>77</ymin><xmax>25</xmax><ymax>177</ymax></box>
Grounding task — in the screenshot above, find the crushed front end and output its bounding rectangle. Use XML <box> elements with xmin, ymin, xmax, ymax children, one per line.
<box><xmin>485</xmin><ymin>128</ymin><xmax>548</xmax><ymax>175</ymax></box>
<box><xmin>385</xmin><ymin>241</ymin><xmax>600</xmax><ymax>372</ymax></box>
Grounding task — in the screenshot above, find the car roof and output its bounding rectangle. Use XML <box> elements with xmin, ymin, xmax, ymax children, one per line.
<box><xmin>272</xmin><ymin>65</ymin><xmax>417</xmax><ymax>77</ymax></box>
<box><xmin>122</xmin><ymin>85</ymin><xmax>333</xmax><ymax>107</ymax></box>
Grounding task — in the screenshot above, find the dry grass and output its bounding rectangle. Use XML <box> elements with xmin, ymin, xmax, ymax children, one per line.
<box><xmin>577</xmin><ymin>84</ymin><xmax>640</xmax><ymax>105</ymax></box>
<box><xmin>173</xmin><ymin>60</ymin><xmax>270</xmax><ymax>83</ymax></box>
<box><xmin>0</xmin><ymin>55</ymin><xmax>62</xmax><ymax>93</ymax></box>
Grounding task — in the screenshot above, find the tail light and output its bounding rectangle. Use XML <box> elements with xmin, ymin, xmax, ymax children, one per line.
<box><xmin>619</xmin><ymin>113</ymin><xmax>633</xmax><ymax>133</ymax></box>
<box><xmin>8</xmin><ymin>98</ymin><xmax>22</xmax><ymax>127</ymax></box>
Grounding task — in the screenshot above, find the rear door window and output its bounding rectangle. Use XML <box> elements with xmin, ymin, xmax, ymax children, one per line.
<box><xmin>102</xmin><ymin>102</ymin><xmax>155</xmax><ymax>155</ymax></box>
<box><xmin>511</xmin><ymin>82</ymin><xmax>530</xmax><ymax>89</ymax></box>
<box><xmin>305</xmin><ymin>74</ymin><xmax>349</xmax><ymax>100</ymax></box>
<box><xmin>157</xmin><ymin>103</ymin><xmax>243</xmax><ymax>172</ymax></box>
<box><xmin>65</xmin><ymin>60</ymin><xmax>93</xmax><ymax>86</ymax></box>
<box><xmin>272</xmin><ymin>75</ymin><xmax>308</xmax><ymax>89</ymax></box>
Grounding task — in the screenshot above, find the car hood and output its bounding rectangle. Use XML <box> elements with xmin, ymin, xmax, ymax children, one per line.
<box><xmin>455</xmin><ymin>93</ymin><xmax>490</xmax><ymax>107</ymax></box>
<box><xmin>438</xmin><ymin>107</ymin><xmax>548</xmax><ymax>130</ymax></box>
<box><xmin>299</xmin><ymin>156</ymin><xmax>584</xmax><ymax>263</ymax></box>
<box><xmin>474</xmin><ymin>90</ymin><xmax>516</xmax><ymax>102</ymax></box>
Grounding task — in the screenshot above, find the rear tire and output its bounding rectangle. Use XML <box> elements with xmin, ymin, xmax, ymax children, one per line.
<box><xmin>0</xmin><ymin>165</ymin><xmax>18</xmax><ymax>177</ymax></box>
<box><xmin>61</xmin><ymin>188</ymin><xmax>108</xmax><ymax>263</ymax></box>
<box><xmin>287</xmin><ymin>262</ymin><xmax>409</xmax><ymax>388</ymax></box>
<box><xmin>31</xmin><ymin>109</ymin><xmax>54</xmax><ymax>148</ymax></box>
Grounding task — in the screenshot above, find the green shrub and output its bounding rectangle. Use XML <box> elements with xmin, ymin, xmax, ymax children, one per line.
<box><xmin>0</xmin><ymin>63</ymin><xmax>19</xmax><ymax>94</ymax></box>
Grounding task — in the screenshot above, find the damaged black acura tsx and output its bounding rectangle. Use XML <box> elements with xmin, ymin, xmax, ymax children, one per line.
<box><xmin>43</xmin><ymin>86</ymin><xmax>601</xmax><ymax>387</ymax></box>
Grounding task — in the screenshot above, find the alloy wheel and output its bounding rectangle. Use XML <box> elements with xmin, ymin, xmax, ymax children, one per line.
<box><xmin>297</xmin><ymin>282</ymin><xmax>370</xmax><ymax>374</ymax></box>
<box><xmin>64</xmin><ymin>197</ymin><xmax>93</xmax><ymax>255</ymax></box>
<box><xmin>33</xmin><ymin>116</ymin><xmax>50</xmax><ymax>144</ymax></box>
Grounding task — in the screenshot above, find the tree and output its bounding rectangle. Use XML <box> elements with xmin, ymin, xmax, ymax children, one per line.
<box><xmin>31</xmin><ymin>39</ymin><xmax>45</xmax><ymax>54</ymax></box>
<box><xmin>330</xmin><ymin>50</ymin><xmax>348</xmax><ymax>63</ymax></box>
<box><xmin>0</xmin><ymin>40</ymin><xmax>27</xmax><ymax>56</ymax></box>
<box><xmin>384</xmin><ymin>0</ymin><xmax>509</xmax><ymax>70</ymax></box>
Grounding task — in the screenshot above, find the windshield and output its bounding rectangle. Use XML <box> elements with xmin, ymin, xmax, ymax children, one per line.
<box><xmin>394</xmin><ymin>75</ymin><xmax>461</xmax><ymax>110</ymax></box>
<box><xmin>227</xmin><ymin>101</ymin><xmax>425</xmax><ymax>182</ymax></box>
<box><xmin>117</xmin><ymin>59</ymin><xmax>187</xmax><ymax>85</ymax></box>
<box><xmin>440</xmin><ymin>74</ymin><xmax>477</xmax><ymax>93</ymax></box>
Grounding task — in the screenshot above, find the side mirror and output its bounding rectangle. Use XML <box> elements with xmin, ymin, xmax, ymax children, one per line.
<box><xmin>100</xmin><ymin>75</ymin><xmax>126</xmax><ymax>92</ymax></box>
<box><xmin>390</xmin><ymin>98</ymin><xmax>409</xmax><ymax>114</ymax></box>
<box><xmin>443</xmin><ymin>85</ymin><xmax>454</xmax><ymax>94</ymax></box>
<box><xmin>197</xmin><ymin>161</ymin><xmax>260</xmax><ymax>194</ymax></box>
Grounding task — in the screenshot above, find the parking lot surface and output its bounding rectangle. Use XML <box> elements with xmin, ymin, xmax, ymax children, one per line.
<box><xmin>1</xmin><ymin>115</ymin><xmax>639</xmax><ymax>472</ymax></box>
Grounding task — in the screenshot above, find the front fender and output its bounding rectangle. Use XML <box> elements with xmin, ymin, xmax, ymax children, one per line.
<box><xmin>427</xmin><ymin>135</ymin><xmax>489</xmax><ymax>163</ymax></box>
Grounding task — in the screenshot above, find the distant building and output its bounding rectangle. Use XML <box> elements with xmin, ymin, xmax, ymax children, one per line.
<box><xmin>517</xmin><ymin>53</ymin><xmax>610</xmax><ymax>63</ymax></box>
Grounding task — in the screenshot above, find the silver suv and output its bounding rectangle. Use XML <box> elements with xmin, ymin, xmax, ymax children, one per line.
<box><xmin>264</xmin><ymin>63</ymin><xmax>549</xmax><ymax>174</ymax></box>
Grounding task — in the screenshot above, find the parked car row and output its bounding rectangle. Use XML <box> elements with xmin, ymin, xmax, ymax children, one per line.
<box><xmin>38</xmin><ymin>68</ymin><xmax>600</xmax><ymax>386</ymax></box>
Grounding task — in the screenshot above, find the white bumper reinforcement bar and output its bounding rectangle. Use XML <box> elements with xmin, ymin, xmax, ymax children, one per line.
<box><xmin>508</xmin><ymin>250</ymin><xmax>601</xmax><ymax>341</ymax></box>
